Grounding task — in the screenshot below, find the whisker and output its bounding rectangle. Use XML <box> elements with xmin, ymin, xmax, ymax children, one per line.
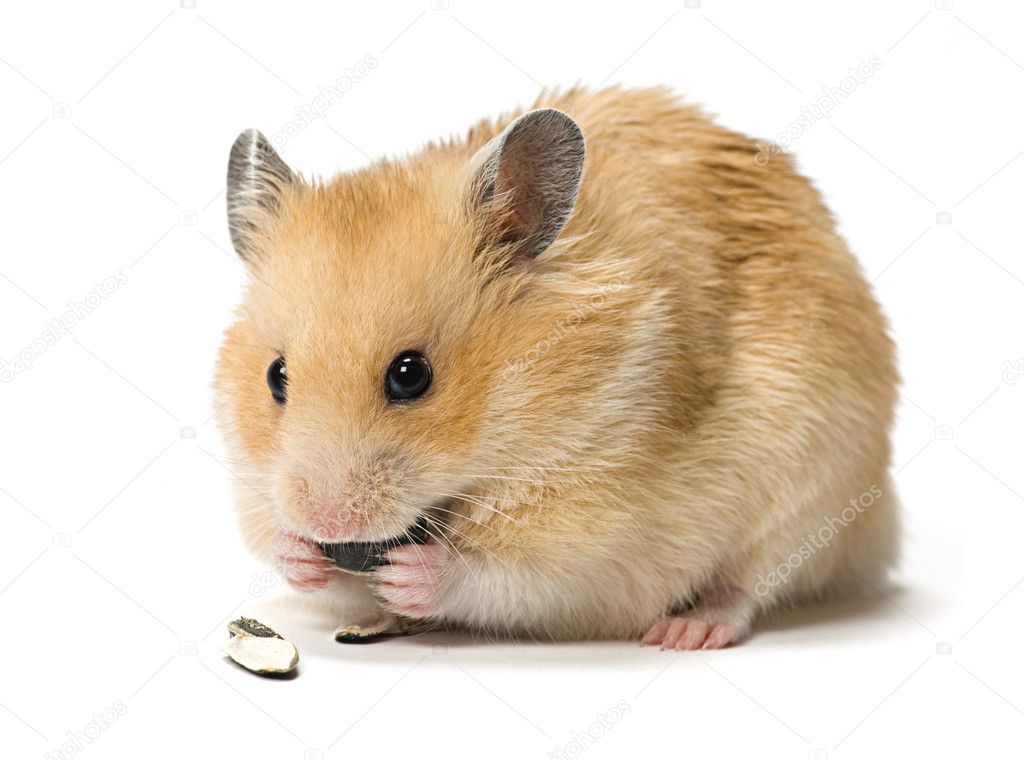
<box><xmin>443</xmin><ymin>491</ymin><xmax>521</xmax><ymax>504</ymax></box>
<box><xmin>422</xmin><ymin>520</ymin><xmax>474</xmax><ymax>576</ymax></box>
<box><xmin>433</xmin><ymin>519</ymin><xmax>517</xmax><ymax>575</ymax></box>
<box><xmin>425</xmin><ymin>504</ymin><xmax>501</xmax><ymax>535</ymax></box>
<box><xmin>470</xmin><ymin>464</ymin><xmax>607</xmax><ymax>474</ymax></box>
<box><xmin>432</xmin><ymin>471</ymin><xmax>545</xmax><ymax>486</ymax></box>
<box><xmin>424</xmin><ymin>490</ymin><xmax>526</xmax><ymax>527</ymax></box>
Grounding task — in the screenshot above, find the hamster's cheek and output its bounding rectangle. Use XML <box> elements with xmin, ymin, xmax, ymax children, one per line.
<box><xmin>409</xmin><ymin>348</ymin><xmax>492</xmax><ymax>461</ymax></box>
<box><xmin>216</xmin><ymin>321</ymin><xmax>283</xmax><ymax>463</ymax></box>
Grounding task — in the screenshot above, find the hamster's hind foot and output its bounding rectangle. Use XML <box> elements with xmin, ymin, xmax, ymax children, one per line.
<box><xmin>642</xmin><ymin>616</ymin><xmax>740</xmax><ymax>650</ymax></box>
<box><xmin>642</xmin><ymin>584</ymin><xmax>756</xmax><ymax>650</ymax></box>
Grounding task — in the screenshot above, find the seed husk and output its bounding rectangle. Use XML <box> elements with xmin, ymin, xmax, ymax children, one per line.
<box><xmin>320</xmin><ymin>516</ymin><xmax>430</xmax><ymax>574</ymax></box>
<box><xmin>222</xmin><ymin>617</ymin><xmax>299</xmax><ymax>675</ymax></box>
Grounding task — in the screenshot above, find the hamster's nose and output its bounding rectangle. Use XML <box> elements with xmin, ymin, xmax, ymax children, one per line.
<box><xmin>275</xmin><ymin>474</ymin><xmax>360</xmax><ymax>542</ymax></box>
<box><xmin>308</xmin><ymin>502</ymin><xmax>359</xmax><ymax>543</ymax></box>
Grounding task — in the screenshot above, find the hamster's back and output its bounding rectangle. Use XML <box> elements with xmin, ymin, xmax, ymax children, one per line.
<box><xmin>487</xmin><ymin>87</ymin><xmax>896</xmax><ymax>440</ymax></box>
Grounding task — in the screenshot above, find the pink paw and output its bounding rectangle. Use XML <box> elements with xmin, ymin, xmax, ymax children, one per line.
<box><xmin>372</xmin><ymin>542</ymin><xmax>449</xmax><ymax>619</ymax></box>
<box><xmin>642</xmin><ymin>616</ymin><xmax>741</xmax><ymax>650</ymax></box>
<box><xmin>272</xmin><ymin>530</ymin><xmax>332</xmax><ymax>591</ymax></box>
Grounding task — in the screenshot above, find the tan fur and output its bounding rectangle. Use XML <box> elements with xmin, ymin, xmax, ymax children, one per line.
<box><xmin>214</xmin><ymin>86</ymin><xmax>899</xmax><ymax>642</ymax></box>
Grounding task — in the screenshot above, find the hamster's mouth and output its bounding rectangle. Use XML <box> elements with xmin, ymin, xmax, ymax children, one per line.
<box><xmin>319</xmin><ymin>516</ymin><xmax>429</xmax><ymax>574</ymax></box>
<box><xmin>319</xmin><ymin>498</ymin><xmax>455</xmax><ymax>574</ymax></box>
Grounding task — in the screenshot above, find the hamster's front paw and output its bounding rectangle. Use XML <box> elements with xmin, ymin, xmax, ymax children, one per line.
<box><xmin>372</xmin><ymin>542</ymin><xmax>451</xmax><ymax>619</ymax></box>
<box><xmin>272</xmin><ymin>529</ymin><xmax>333</xmax><ymax>591</ymax></box>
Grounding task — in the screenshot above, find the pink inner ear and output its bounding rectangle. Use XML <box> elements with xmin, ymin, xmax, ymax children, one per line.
<box><xmin>493</xmin><ymin>161</ymin><xmax>547</xmax><ymax>256</ymax></box>
<box><xmin>486</xmin><ymin>202</ymin><xmax>534</xmax><ymax>269</ymax></box>
<box><xmin>474</xmin><ymin>109</ymin><xmax>584</xmax><ymax>264</ymax></box>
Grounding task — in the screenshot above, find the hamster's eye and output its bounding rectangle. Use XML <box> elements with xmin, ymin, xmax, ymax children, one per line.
<box><xmin>385</xmin><ymin>351</ymin><xmax>432</xmax><ymax>402</ymax></box>
<box><xmin>267</xmin><ymin>356</ymin><xmax>287</xmax><ymax>404</ymax></box>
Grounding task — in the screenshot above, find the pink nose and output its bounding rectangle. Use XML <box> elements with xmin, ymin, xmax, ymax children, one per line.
<box><xmin>309</xmin><ymin>504</ymin><xmax>359</xmax><ymax>543</ymax></box>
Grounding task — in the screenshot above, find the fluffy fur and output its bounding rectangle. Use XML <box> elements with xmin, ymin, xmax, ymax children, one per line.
<box><xmin>214</xmin><ymin>86</ymin><xmax>899</xmax><ymax>649</ymax></box>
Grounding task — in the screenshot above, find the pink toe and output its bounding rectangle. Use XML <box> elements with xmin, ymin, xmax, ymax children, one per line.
<box><xmin>702</xmin><ymin>623</ymin><xmax>736</xmax><ymax>649</ymax></box>
<box><xmin>642</xmin><ymin>619</ymin><xmax>671</xmax><ymax>646</ymax></box>
<box><xmin>661</xmin><ymin>618</ymin><xmax>690</xmax><ymax>649</ymax></box>
<box><xmin>680</xmin><ymin>620</ymin><xmax>712</xmax><ymax>650</ymax></box>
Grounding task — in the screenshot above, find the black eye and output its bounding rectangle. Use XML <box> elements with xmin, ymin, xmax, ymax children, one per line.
<box><xmin>385</xmin><ymin>351</ymin><xmax>432</xmax><ymax>402</ymax></box>
<box><xmin>267</xmin><ymin>356</ymin><xmax>287</xmax><ymax>404</ymax></box>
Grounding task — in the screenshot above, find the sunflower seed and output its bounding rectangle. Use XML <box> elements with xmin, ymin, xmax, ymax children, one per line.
<box><xmin>222</xmin><ymin>617</ymin><xmax>298</xmax><ymax>675</ymax></box>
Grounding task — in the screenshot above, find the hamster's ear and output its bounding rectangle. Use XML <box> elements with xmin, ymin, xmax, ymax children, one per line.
<box><xmin>226</xmin><ymin>129</ymin><xmax>295</xmax><ymax>260</ymax></box>
<box><xmin>467</xmin><ymin>108</ymin><xmax>584</xmax><ymax>264</ymax></box>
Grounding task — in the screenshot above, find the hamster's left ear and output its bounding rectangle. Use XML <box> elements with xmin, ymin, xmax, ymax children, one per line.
<box><xmin>226</xmin><ymin>129</ymin><xmax>295</xmax><ymax>260</ymax></box>
<box><xmin>467</xmin><ymin>108</ymin><xmax>585</xmax><ymax>264</ymax></box>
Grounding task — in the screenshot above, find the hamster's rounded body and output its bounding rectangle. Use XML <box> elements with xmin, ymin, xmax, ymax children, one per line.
<box><xmin>215</xmin><ymin>87</ymin><xmax>898</xmax><ymax>648</ymax></box>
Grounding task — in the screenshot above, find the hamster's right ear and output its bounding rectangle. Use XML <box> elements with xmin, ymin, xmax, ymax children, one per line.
<box><xmin>226</xmin><ymin>129</ymin><xmax>295</xmax><ymax>260</ymax></box>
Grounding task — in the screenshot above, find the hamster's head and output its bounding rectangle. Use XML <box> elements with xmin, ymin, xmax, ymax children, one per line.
<box><xmin>215</xmin><ymin>110</ymin><xmax>606</xmax><ymax>547</ymax></box>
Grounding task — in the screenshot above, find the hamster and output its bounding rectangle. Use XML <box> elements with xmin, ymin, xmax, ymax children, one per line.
<box><xmin>214</xmin><ymin>86</ymin><xmax>899</xmax><ymax>649</ymax></box>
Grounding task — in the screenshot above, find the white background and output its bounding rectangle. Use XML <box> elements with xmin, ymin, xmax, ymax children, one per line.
<box><xmin>1</xmin><ymin>1</ymin><xmax>1021</xmax><ymax>758</ymax></box>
